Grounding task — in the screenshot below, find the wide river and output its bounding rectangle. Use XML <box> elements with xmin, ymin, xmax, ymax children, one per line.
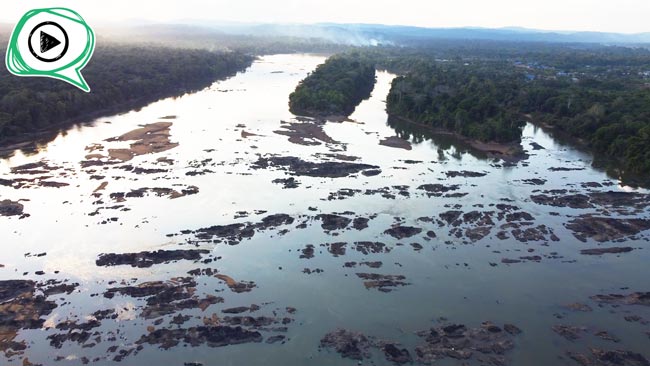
<box><xmin>1</xmin><ymin>54</ymin><xmax>649</xmax><ymax>366</ymax></box>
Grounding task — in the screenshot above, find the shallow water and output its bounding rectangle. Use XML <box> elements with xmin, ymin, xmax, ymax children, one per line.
<box><xmin>1</xmin><ymin>54</ymin><xmax>649</xmax><ymax>366</ymax></box>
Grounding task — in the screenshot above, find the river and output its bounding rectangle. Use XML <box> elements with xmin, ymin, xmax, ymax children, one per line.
<box><xmin>0</xmin><ymin>54</ymin><xmax>649</xmax><ymax>366</ymax></box>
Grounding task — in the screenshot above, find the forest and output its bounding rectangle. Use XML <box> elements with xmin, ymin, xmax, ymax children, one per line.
<box><xmin>289</xmin><ymin>53</ymin><xmax>376</xmax><ymax>117</ymax></box>
<box><xmin>0</xmin><ymin>45</ymin><xmax>253</xmax><ymax>142</ymax></box>
<box><xmin>386</xmin><ymin>61</ymin><xmax>526</xmax><ymax>143</ymax></box>
<box><xmin>379</xmin><ymin>46</ymin><xmax>650</xmax><ymax>173</ymax></box>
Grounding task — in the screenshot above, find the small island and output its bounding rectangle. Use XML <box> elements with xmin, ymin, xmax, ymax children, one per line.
<box><xmin>289</xmin><ymin>54</ymin><xmax>376</xmax><ymax>118</ymax></box>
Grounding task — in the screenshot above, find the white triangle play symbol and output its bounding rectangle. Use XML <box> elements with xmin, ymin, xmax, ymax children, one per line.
<box><xmin>40</xmin><ymin>31</ymin><xmax>61</xmax><ymax>53</ymax></box>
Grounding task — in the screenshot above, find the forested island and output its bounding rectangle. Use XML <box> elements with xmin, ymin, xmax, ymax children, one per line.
<box><xmin>289</xmin><ymin>54</ymin><xmax>376</xmax><ymax>117</ymax></box>
<box><xmin>0</xmin><ymin>45</ymin><xmax>253</xmax><ymax>144</ymax></box>
<box><xmin>386</xmin><ymin>61</ymin><xmax>525</xmax><ymax>144</ymax></box>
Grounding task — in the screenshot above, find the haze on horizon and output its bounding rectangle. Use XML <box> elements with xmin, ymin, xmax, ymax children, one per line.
<box><xmin>1</xmin><ymin>0</ymin><xmax>650</xmax><ymax>34</ymax></box>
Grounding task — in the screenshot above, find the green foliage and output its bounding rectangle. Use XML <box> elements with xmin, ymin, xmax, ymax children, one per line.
<box><xmin>289</xmin><ymin>53</ymin><xmax>376</xmax><ymax>117</ymax></box>
<box><xmin>0</xmin><ymin>45</ymin><xmax>253</xmax><ymax>140</ymax></box>
<box><xmin>386</xmin><ymin>61</ymin><xmax>526</xmax><ymax>143</ymax></box>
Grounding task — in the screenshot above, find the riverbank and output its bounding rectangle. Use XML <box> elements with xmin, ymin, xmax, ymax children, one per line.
<box><xmin>0</xmin><ymin>70</ymin><xmax>250</xmax><ymax>158</ymax></box>
<box><xmin>388</xmin><ymin>115</ymin><xmax>526</xmax><ymax>161</ymax></box>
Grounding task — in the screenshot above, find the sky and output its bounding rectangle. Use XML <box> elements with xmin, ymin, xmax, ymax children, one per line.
<box><xmin>1</xmin><ymin>0</ymin><xmax>650</xmax><ymax>34</ymax></box>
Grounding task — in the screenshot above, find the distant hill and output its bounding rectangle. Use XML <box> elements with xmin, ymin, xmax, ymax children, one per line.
<box><xmin>5</xmin><ymin>19</ymin><xmax>650</xmax><ymax>47</ymax></box>
<box><xmin>191</xmin><ymin>22</ymin><xmax>650</xmax><ymax>46</ymax></box>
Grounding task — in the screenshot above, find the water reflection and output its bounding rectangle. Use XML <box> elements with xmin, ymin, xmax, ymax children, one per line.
<box><xmin>387</xmin><ymin>114</ymin><xmax>488</xmax><ymax>160</ymax></box>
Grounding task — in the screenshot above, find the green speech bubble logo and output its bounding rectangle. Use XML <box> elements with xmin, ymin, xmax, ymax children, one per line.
<box><xmin>5</xmin><ymin>7</ymin><xmax>95</xmax><ymax>92</ymax></box>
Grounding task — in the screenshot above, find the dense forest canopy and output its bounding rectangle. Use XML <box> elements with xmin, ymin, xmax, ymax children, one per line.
<box><xmin>386</xmin><ymin>61</ymin><xmax>526</xmax><ymax>143</ymax></box>
<box><xmin>0</xmin><ymin>45</ymin><xmax>253</xmax><ymax>141</ymax></box>
<box><xmin>289</xmin><ymin>53</ymin><xmax>376</xmax><ymax>117</ymax></box>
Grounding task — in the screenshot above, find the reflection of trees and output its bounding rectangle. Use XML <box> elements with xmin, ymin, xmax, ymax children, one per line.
<box><xmin>386</xmin><ymin>115</ymin><xmax>487</xmax><ymax>160</ymax></box>
<box><xmin>530</xmin><ymin>122</ymin><xmax>649</xmax><ymax>188</ymax></box>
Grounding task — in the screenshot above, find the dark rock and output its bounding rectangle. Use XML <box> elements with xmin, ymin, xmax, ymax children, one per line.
<box><xmin>594</xmin><ymin>331</ymin><xmax>620</xmax><ymax>343</ymax></box>
<box><xmin>506</xmin><ymin>211</ymin><xmax>535</xmax><ymax>222</ymax></box>
<box><xmin>352</xmin><ymin>217</ymin><xmax>370</xmax><ymax>230</ymax></box>
<box><xmin>0</xmin><ymin>200</ymin><xmax>24</xmax><ymax>217</ymax></box>
<box><xmin>137</xmin><ymin>326</ymin><xmax>262</xmax><ymax>349</ymax></box>
<box><xmin>383</xmin><ymin>343</ymin><xmax>413</xmax><ymax>364</ymax></box>
<box><xmin>529</xmin><ymin>142</ymin><xmax>545</xmax><ymax>150</ymax></box>
<box><xmin>222</xmin><ymin>307</ymin><xmax>250</xmax><ymax>314</ymax></box>
<box><xmin>439</xmin><ymin>210</ymin><xmax>463</xmax><ymax>225</ymax></box>
<box><xmin>259</xmin><ymin>214</ymin><xmax>295</xmax><ymax>229</ymax></box>
<box><xmin>300</xmin><ymin>244</ymin><xmax>315</xmax><ymax>259</ymax></box>
<box><xmin>41</xmin><ymin>280</ymin><xmax>79</xmax><ymax>296</ymax></box>
<box><xmin>552</xmin><ymin>325</ymin><xmax>587</xmax><ymax>341</ymax></box>
<box><xmin>384</xmin><ymin>225</ymin><xmax>422</xmax><ymax>239</ymax></box>
<box><xmin>356</xmin><ymin>273</ymin><xmax>409</xmax><ymax>292</ymax></box>
<box><xmin>266</xmin><ymin>335</ymin><xmax>285</xmax><ymax>344</ymax></box>
<box><xmin>568</xmin><ymin>348</ymin><xmax>650</xmax><ymax>366</ymax></box>
<box><xmin>410</xmin><ymin>243</ymin><xmax>423</xmax><ymax>251</ymax></box>
<box><xmin>215</xmin><ymin>274</ymin><xmax>256</xmax><ymax>293</ymax></box>
<box><xmin>418</xmin><ymin>184</ymin><xmax>460</xmax><ymax>197</ymax></box>
<box><xmin>567</xmin><ymin>217</ymin><xmax>650</xmax><ymax>242</ymax></box>
<box><xmin>316</xmin><ymin>214</ymin><xmax>352</xmax><ymax>231</ymax></box>
<box><xmin>96</xmin><ymin>249</ymin><xmax>209</xmax><ymax>268</ymax></box>
<box><xmin>565</xmin><ymin>303</ymin><xmax>593</xmax><ymax>312</ymax></box>
<box><xmin>548</xmin><ymin>167</ymin><xmax>585</xmax><ymax>171</ymax></box>
<box><xmin>503</xmin><ymin>324</ymin><xmax>522</xmax><ymax>335</ymax></box>
<box><xmin>590</xmin><ymin>292</ymin><xmax>650</xmax><ymax>307</ymax></box>
<box><xmin>320</xmin><ymin>329</ymin><xmax>372</xmax><ymax>360</ymax></box>
<box><xmin>252</xmin><ymin>156</ymin><xmax>380</xmax><ymax>178</ymax></box>
<box><xmin>415</xmin><ymin>321</ymin><xmax>519</xmax><ymax>364</ymax></box>
<box><xmin>521</xmin><ymin>178</ymin><xmax>547</xmax><ymax>185</ymax></box>
<box><xmin>501</xmin><ymin>258</ymin><xmax>521</xmax><ymax>264</ymax></box>
<box><xmin>580</xmin><ymin>247</ymin><xmax>634</xmax><ymax>255</ymax></box>
<box><xmin>445</xmin><ymin>171</ymin><xmax>487</xmax><ymax>178</ymax></box>
<box><xmin>353</xmin><ymin>242</ymin><xmax>390</xmax><ymax>255</ymax></box>
<box><xmin>0</xmin><ymin>280</ymin><xmax>57</xmax><ymax>356</ymax></box>
<box><xmin>326</xmin><ymin>242</ymin><xmax>347</xmax><ymax>256</ymax></box>
<box><xmin>531</xmin><ymin>194</ymin><xmax>592</xmax><ymax>209</ymax></box>
<box><xmin>272</xmin><ymin>177</ymin><xmax>300</xmax><ymax>189</ymax></box>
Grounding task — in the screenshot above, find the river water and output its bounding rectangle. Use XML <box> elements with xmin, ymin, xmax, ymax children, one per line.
<box><xmin>1</xmin><ymin>54</ymin><xmax>649</xmax><ymax>366</ymax></box>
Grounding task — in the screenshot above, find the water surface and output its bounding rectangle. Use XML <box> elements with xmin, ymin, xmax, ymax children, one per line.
<box><xmin>1</xmin><ymin>54</ymin><xmax>649</xmax><ymax>366</ymax></box>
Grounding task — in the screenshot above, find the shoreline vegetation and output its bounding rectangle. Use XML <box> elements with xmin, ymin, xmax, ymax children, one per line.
<box><xmin>289</xmin><ymin>53</ymin><xmax>376</xmax><ymax>118</ymax></box>
<box><xmin>0</xmin><ymin>45</ymin><xmax>254</xmax><ymax>151</ymax></box>
<box><xmin>0</xmin><ymin>33</ymin><xmax>648</xmax><ymax>177</ymax></box>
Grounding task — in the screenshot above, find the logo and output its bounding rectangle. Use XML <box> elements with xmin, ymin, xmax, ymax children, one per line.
<box><xmin>5</xmin><ymin>8</ymin><xmax>95</xmax><ymax>92</ymax></box>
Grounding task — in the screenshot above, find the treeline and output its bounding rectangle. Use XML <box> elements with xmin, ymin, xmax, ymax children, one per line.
<box><xmin>386</xmin><ymin>61</ymin><xmax>526</xmax><ymax>143</ymax></box>
<box><xmin>289</xmin><ymin>53</ymin><xmax>376</xmax><ymax>117</ymax></box>
<box><xmin>0</xmin><ymin>45</ymin><xmax>253</xmax><ymax>141</ymax></box>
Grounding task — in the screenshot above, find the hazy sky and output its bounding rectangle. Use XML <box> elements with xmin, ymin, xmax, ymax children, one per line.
<box><xmin>2</xmin><ymin>0</ymin><xmax>650</xmax><ymax>34</ymax></box>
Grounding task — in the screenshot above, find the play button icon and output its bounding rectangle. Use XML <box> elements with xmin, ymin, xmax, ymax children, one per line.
<box><xmin>40</xmin><ymin>30</ymin><xmax>61</xmax><ymax>53</ymax></box>
<box><xmin>28</xmin><ymin>21</ymin><xmax>68</xmax><ymax>62</ymax></box>
<box><xmin>6</xmin><ymin>7</ymin><xmax>96</xmax><ymax>91</ymax></box>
